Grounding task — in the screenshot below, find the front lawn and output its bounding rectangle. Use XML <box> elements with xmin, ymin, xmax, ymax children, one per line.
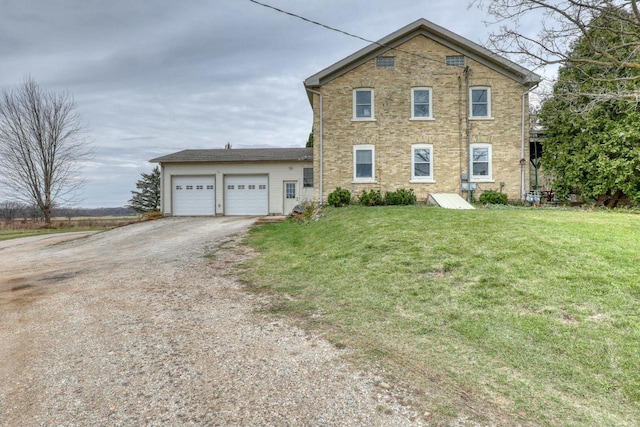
<box><xmin>243</xmin><ymin>205</ymin><xmax>640</xmax><ymax>426</ymax></box>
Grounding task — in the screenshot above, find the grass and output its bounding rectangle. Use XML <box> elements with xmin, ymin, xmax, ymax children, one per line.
<box><xmin>0</xmin><ymin>217</ymin><xmax>137</xmax><ymax>241</ymax></box>
<box><xmin>242</xmin><ymin>205</ymin><xmax>640</xmax><ymax>426</ymax></box>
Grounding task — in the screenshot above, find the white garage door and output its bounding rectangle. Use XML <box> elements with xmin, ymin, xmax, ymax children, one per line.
<box><xmin>173</xmin><ymin>176</ymin><xmax>215</xmax><ymax>216</ymax></box>
<box><xmin>224</xmin><ymin>175</ymin><xmax>268</xmax><ymax>215</ymax></box>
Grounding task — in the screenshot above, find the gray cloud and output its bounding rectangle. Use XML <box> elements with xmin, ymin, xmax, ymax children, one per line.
<box><xmin>0</xmin><ymin>0</ymin><xmax>522</xmax><ymax>207</ymax></box>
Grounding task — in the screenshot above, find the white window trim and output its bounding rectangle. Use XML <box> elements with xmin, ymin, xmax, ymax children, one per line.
<box><xmin>410</xmin><ymin>144</ymin><xmax>435</xmax><ymax>183</ymax></box>
<box><xmin>470</xmin><ymin>86</ymin><xmax>493</xmax><ymax>120</ymax></box>
<box><xmin>470</xmin><ymin>143</ymin><xmax>494</xmax><ymax>182</ymax></box>
<box><xmin>410</xmin><ymin>87</ymin><xmax>434</xmax><ymax>120</ymax></box>
<box><xmin>352</xmin><ymin>144</ymin><xmax>376</xmax><ymax>183</ymax></box>
<box><xmin>352</xmin><ymin>88</ymin><xmax>376</xmax><ymax>121</ymax></box>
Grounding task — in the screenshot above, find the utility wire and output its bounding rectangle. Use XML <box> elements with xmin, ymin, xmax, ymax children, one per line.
<box><xmin>247</xmin><ymin>0</ymin><xmax>447</xmax><ymax>65</ymax></box>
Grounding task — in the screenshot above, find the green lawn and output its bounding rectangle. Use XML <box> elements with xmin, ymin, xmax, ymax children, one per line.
<box><xmin>0</xmin><ymin>227</ymin><xmax>94</xmax><ymax>241</ymax></box>
<box><xmin>243</xmin><ymin>205</ymin><xmax>640</xmax><ymax>426</ymax></box>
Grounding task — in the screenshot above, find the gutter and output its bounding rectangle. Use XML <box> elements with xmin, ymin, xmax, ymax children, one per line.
<box><xmin>305</xmin><ymin>88</ymin><xmax>324</xmax><ymax>204</ymax></box>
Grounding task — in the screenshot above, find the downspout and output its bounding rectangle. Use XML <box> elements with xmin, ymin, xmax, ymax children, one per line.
<box><xmin>305</xmin><ymin>88</ymin><xmax>323</xmax><ymax>204</ymax></box>
<box><xmin>458</xmin><ymin>74</ymin><xmax>463</xmax><ymax>194</ymax></box>
<box><xmin>160</xmin><ymin>163</ymin><xmax>165</xmax><ymax>214</ymax></box>
<box><xmin>521</xmin><ymin>82</ymin><xmax>539</xmax><ymax>200</ymax></box>
<box><xmin>464</xmin><ymin>66</ymin><xmax>471</xmax><ymax>203</ymax></box>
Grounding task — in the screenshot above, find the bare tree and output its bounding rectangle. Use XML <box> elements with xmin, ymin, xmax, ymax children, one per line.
<box><xmin>0</xmin><ymin>77</ymin><xmax>92</xmax><ymax>225</ymax></box>
<box><xmin>0</xmin><ymin>200</ymin><xmax>23</xmax><ymax>221</ymax></box>
<box><xmin>472</xmin><ymin>0</ymin><xmax>640</xmax><ymax>108</ymax></box>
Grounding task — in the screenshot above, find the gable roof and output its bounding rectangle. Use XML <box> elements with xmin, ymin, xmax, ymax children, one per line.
<box><xmin>150</xmin><ymin>147</ymin><xmax>312</xmax><ymax>163</ymax></box>
<box><xmin>304</xmin><ymin>18</ymin><xmax>540</xmax><ymax>92</ymax></box>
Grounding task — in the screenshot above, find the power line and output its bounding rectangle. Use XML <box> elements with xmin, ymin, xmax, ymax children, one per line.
<box><xmin>247</xmin><ymin>0</ymin><xmax>446</xmax><ymax>65</ymax></box>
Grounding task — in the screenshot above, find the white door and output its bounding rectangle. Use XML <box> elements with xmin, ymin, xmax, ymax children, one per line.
<box><xmin>172</xmin><ymin>176</ymin><xmax>215</xmax><ymax>216</ymax></box>
<box><xmin>224</xmin><ymin>175</ymin><xmax>268</xmax><ymax>215</ymax></box>
<box><xmin>283</xmin><ymin>181</ymin><xmax>298</xmax><ymax>214</ymax></box>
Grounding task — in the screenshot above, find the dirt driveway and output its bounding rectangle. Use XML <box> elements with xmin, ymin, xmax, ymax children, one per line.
<box><xmin>0</xmin><ymin>217</ymin><xmax>422</xmax><ymax>426</ymax></box>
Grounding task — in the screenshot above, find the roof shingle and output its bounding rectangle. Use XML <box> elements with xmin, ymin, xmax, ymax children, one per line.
<box><xmin>150</xmin><ymin>148</ymin><xmax>313</xmax><ymax>163</ymax></box>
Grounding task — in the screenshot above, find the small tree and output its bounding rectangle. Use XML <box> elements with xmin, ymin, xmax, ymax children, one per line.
<box><xmin>128</xmin><ymin>166</ymin><xmax>161</xmax><ymax>213</ymax></box>
<box><xmin>0</xmin><ymin>77</ymin><xmax>92</xmax><ymax>225</ymax></box>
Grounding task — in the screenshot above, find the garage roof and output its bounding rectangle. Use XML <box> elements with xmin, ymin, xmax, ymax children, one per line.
<box><xmin>150</xmin><ymin>147</ymin><xmax>313</xmax><ymax>163</ymax></box>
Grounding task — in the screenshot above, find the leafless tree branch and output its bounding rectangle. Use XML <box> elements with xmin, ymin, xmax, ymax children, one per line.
<box><xmin>472</xmin><ymin>0</ymin><xmax>640</xmax><ymax>108</ymax></box>
<box><xmin>0</xmin><ymin>77</ymin><xmax>93</xmax><ymax>225</ymax></box>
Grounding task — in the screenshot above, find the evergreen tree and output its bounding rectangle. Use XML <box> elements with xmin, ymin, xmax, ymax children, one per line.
<box><xmin>128</xmin><ymin>166</ymin><xmax>161</xmax><ymax>213</ymax></box>
<box><xmin>539</xmin><ymin>9</ymin><xmax>640</xmax><ymax>207</ymax></box>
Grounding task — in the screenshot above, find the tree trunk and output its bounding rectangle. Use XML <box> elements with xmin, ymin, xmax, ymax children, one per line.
<box><xmin>607</xmin><ymin>189</ymin><xmax>624</xmax><ymax>208</ymax></box>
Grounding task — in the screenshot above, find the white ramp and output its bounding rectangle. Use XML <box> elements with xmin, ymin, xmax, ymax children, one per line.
<box><xmin>428</xmin><ymin>193</ymin><xmax>475</xmax><ymax>210</ymax></box>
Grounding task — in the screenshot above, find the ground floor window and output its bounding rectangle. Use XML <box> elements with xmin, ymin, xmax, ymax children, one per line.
<box><xmin>303</xmin><ymin>167</ymin><xmax>313</xmax><ymax>187</ymax></box>
<box><xmin>471</xmin><ymin>143</ymin><xmax>492</xmax><ymax>181</ymax></box>
<box><xmin>353</xmin><ymin>145</ymin><xmax>375</xmax><ymax>182</ymax></box>
<box><xmin>411</xmin><ymin>144</ymin><xmax>433</xmax><ymax>181</ymax></box>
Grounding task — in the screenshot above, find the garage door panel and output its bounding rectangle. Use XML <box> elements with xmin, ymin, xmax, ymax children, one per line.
<box><xmin>173</xmin><ymin>176</ymin><xmax>215</xmax><ymax>216</ymax></box>
<box><xmin>225</xmin><ymin>175</ymin><xmax>268</xmax><ymax>215</ymax></box>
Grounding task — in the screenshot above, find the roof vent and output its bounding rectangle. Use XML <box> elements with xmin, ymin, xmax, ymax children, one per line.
<box><xmin>376</xmin><ymin>56</ymin><xmax>395</xmax><ymax>68</ymax></box>
<box><xmin>445</xmin><ymin>55</ymin><xmax>465</xmax><ymax>67</ymax></box>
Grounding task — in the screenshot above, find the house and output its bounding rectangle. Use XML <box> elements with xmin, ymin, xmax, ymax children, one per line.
<box><xmin>303</xmin><ymin>18</ymin><xmax>541</xmax><ymax>203</ymax></box>
<box><xmin>151</xmin><ymin>18</ymin><xmax>540</xmax><ymax>216</ymax></box>
<box><xmin>149</xmin><ymin>148</ymin><xmax>313</xmax><ymax>216</ymax></box>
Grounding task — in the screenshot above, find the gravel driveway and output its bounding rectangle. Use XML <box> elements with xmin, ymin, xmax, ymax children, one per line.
<box><xmin>0</xmin><ymin>217</ymin><xmax>423</xmax><ymax>426</ymax></box>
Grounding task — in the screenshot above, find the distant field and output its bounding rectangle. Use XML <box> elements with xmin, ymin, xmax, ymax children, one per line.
<box><xmin>0</xmin><ymin>216</ymin><xmax>139</xmax><ymax>240</ymax></box>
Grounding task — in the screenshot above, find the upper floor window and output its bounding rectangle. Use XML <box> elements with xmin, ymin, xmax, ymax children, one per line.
<box><xmin>411</xmin><ymin>144</ymin><xmax>434</xmax><ymax>182</ymax></box>
<box><xmin>353</xmin><ymin>145</ymin><xmax>375</xmax><ymax>182</ymax></box>
<box><xmin>303</xmin><ymin>167</ymin><xmax>314</xmax><ymax>187</ymax></box>
<box><xmin>470</xmin><ymin>87</ymin><xmax>491</xmax><ymax>118</ymax></box>
<box><xmin>445</xmin><ymin>55</ymin><xmax>465</xmax><ymax>67</ymax></box>
<box><xmin>470</xmin><ymin>143</ymin><xmax>492</xmax><ymax>181</ymax></box>
<box><xmin>353</xmin><ymin>89</ymin><xmax>374</xmax><ymax>120</ymax></box>
<box><xmin>411</xmin><ymin>87</ymin><xmax>433</xmax><ymax>120</ymax></box>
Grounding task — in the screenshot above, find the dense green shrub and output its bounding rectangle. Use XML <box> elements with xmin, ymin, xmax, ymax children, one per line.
<box><xmin>327</xmin><ymin>187</ymin><xmax>351</xmax><ymax>207</ymax></box>
<box><xmin>358</xmin><ymin>189</ymin><xmax>384</xmax><ymax>206</ymax></box>
<box><xmin>385</xmin><ymin>188</ymin><xmax>417</xmax><ymax>205</ymax></box>
<box><xmin>479</xmin><ymin>189</ymin><xmax>508</xmax><ymax>205</ymax></box>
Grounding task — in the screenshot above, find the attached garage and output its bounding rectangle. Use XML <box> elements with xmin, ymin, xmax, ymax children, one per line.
<box><xmin>224</xmin><ymin>175</ymin><xmax>268</xmax><ymax>215</ymax></box>
<box><xmin>150</xmin><ymin>148</ymin><xmax>314</xmax><ymax>216</ymax></box>
<box><xmin>172</xmin><ymin>176</ymin><xmax>215</xmax><ymax>216</ymax></box>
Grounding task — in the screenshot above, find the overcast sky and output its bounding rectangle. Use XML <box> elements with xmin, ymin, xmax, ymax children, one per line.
<box><xmin>0</xmin><ymin>0</ymin><xmax>544</xmax><ymax>208</ymax></box>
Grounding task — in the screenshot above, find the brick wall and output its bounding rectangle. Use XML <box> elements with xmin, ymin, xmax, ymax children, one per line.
<box><xmin>311</xmin><ymin>35</ymin><xmax>531</xmax><ymax>203</ymax></box>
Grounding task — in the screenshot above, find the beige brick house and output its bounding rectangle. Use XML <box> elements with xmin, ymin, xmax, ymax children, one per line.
<box><xmin>304</xmin><ymin>18</ymin><xmax>540</xmax><ymax>203</ymax></box>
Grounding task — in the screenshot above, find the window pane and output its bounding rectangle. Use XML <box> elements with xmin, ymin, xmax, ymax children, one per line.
<box><xmin>414</xmin><ymin>90</ymin><xmax>429</xmax><ymax>103</ymax></box>
<box><xmin>303</xmin><ymin>167</ymin><xmax>313</xmax><ymax>187</ymax></box>
<box><xmin>414</xmin><ymin>104</ymin><xmax>430</xmax><ymax>117</ymax></box>
<box><xmin>414</xmin><ymin>163</ymin><xmax>431</xmax><ymax>176</ymax></box>
<box><xmin>285</xmin><ymin>183</ymin><xmax>296</xmax><ymax>198</ymax></box>
<box><xmin>473</xmin><ymin>162</ymin><xmax>489</xmax><ymax>176</ymax></box>
<box><xmin>472</xmin><ymin>104</ymin><xmax>488</xmax><ymax>117</ymax></box>
<box><xmin>356</xmin><ymin>149</ymin><xmax>372</xmax><ymax>163</ymax></box>
<box><xmin>414</xmin><ymin>148</ymin><xmax>430</xmax><ymax>162</ymax></box>
<box><xmin>356</xmin><ymin>105</ymin><xmax>371</xmax><ymax>117</ymax></box>
<box><xmin>472</xmin><ymin>89</ymin><xmax>488</xmax><ymax>117</ymax></box>
<box><xmin>356</xmin><ymin>164</ymin><xmax>372</xmax><ymax>178</ymax></box>
<box><xmin>355</xmin><ymin>90</ymin><xmax>372</xmax><ymax>118</ymax></box>
<box><xmin>472</xmin><ymin>147</ymin><xmax>489</xmax><ymax>176</ymax></box>
<box><xmin>472</xmin><ymin>89</ymin><xmax>487</xmax><ymax>103</ymax></box>
<box><xmin>356</xmin><ymin>91</ymin><xmax>371</xmax><ymax>104</ymax></box>
<box><xmin>473</xmin><ymin>148</ymin><xmax>488</xmax><ymax>162</ymax></box>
